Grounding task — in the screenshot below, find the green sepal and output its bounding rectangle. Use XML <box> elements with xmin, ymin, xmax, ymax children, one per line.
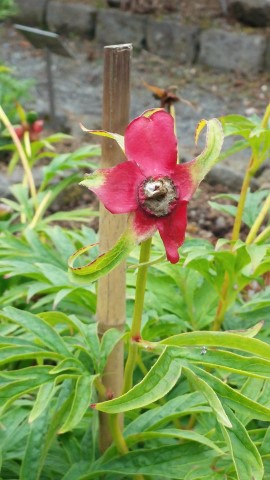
<box><xmin>68</xmin><ymin>228</ymin><xmax>136</xmax><ymax>285</ymax></box>
<box><xmin>80</xmin><ymin>170</ymin><xmax>106</xmax><ymax>190</ymax></box>
<box><xmin>80</xmin><ymin>124</ymin><xmax>125</xmax><ymax>152</ymax></box>
<box><xmin>192</xmin><ymin>118</ymin><xmax>224</xmax><ymax>186</ymax></box>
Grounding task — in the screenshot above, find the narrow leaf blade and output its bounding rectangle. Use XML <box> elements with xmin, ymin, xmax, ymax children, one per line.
<box><xmin>95</xmin><ymin>349</ymin><xmax>181</xmax><ymax>413</ymax></box>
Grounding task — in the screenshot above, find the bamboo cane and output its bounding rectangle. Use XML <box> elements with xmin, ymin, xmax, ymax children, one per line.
<box><xmin>97</xmin><ymin>44</ymin><xmax>132</xmax><ymax>452</ymax></box>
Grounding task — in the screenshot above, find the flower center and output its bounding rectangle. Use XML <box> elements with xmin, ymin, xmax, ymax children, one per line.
<box><xmin>138</xmin><ymin>176</ymin><xmax>178</xmax><ymax>217</ymax></box>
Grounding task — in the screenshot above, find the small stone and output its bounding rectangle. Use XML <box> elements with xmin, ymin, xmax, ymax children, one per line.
<box><xmin>215</xmin><ymin>216</ymin><xmax>226</xmax><ymax>229</ymax></box>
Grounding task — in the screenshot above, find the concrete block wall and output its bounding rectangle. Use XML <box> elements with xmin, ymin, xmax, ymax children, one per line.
<box><xmin>13</xmin><ymin>0</ymin><xmax>270</xmax><ymax>73</ymax></box>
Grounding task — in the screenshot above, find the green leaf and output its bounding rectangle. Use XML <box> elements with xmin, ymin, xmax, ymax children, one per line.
<box><xmin>99</xmin><ymin>328</ymin><xmax>125</xmax><ymax>373</ymax></box>
<box><xmin>68</xmin><ymin>228</ymin><xmax>136</xmax><ymax>285</ymax></box>
<box><xmin>0</xmin><ymin>366</ymin><xmax>54</xmax><ymax>411</ymax></box>
<box><xmin>2</xmin><ymin>307</ymin><xmax>70</xmax><ymax>356</ymax></box>
<box><xmin>221</xmin><ymin>408</ymin><xmax>264</xmax><ymax>480</ymax></box>
<box><xmin>189</xmin><ymin>365</ymin><xmax>270</xmax><ymax>422</ymax></box>
<box><xmin>58</xmin><ymin>375</ymin><xmax>95</xmax><ymax>434</ymax></box>
<box><xmin>49</xmin><ymin>357</ymin><xmax>86</xmax><ymax>374</ymax></box>
<box><xmin>20</xmin><ymin>409</ymin><xmax>49</xmax><ymax>480</ymax></box>
<box><xmin>62</xmin><ymin>462</ymin><xmax>91</xmax><ymax>480</ymax></box>
<box><xmin>126</xmin><ymin>428</ymin><xmax>223</xmax><ymax>454</ymax></box>
<box><xmin>174</xmin><ymin>346</ymin><xmax>270</xmax><ymax>380</ymax></box>
<box><xmin>217</xmin><ymin>139</ymin><xmax>249</xmax><ymax>161</ymax></box>
<box><xmin>158</xmin><ymin>327</ymin><xmax>270</xmax><ymax>360</ymax></box>
<box><xmin>220</xmin><ymin>114</ymin><xmax>256</xmax><ymax>137</ymax></box>
<box><xmin>124</xmin><ymin>392</ymin><xmax>207</xmax><ymax>436</ymax></box>
<box><xmin>94</xmin><ymin>349</ymin><xmax>182</xmax><ymax>413</ymax></box>
<box><xmin>29</xmin><ymin>381</ymin><xmax>57</xmax><ymax>423</ymax></box>
<box><xmin>209</xmin><ymin>201</ymin><xmax>237</xmax><ymax>218</ymax></box>
<box><xmin>237</xmin><ymin>377</ymin><xmax>266</xmax><ymax>425</ymax></box>
<box><xmin>84</xmin><ymin>444</ymin><xmax>217</xmax><ymax>479</ymax></box>
<box><xmin>183</xmin><ymin>366</ymin><xmax>232</xmax><ymax>428</ymax></box>
<box><xmin>0</xmin><ymin>346</ymin><xmax>62</xmax><ymax>366</ymax></box>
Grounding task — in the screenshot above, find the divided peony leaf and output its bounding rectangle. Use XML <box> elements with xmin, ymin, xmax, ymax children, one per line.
<box><xmin>81</xmin><ymin>444</ymin><xmax>217</xmax><ymax>479</ymax></box>
<box><xmin>29</xmin><ymin>381</ymin><xmax>56</xmax><ymax>423</ymax></box>
<box><xmin>159</xmin><ymin>326</ymin><xmax>270</xmax><ymax>360</ymax></box>
<box><xmin>20</xmin><ymin>409</ymin><xmax>50</xmax><ymax>480</ymax></box>
<box><xmin>58</xmin><ymin>375</ymin><xmax>95</xmax><ymax>433</ymax></box>
<box><xmin>190</xmin><ymin>365</ymin><xmax>270</xmax><ymax>422</ymax></box>
<box><xmin>175</xmin><ymin>346</ymin><xmax>270</xmax><ymax>380</ymax></box>
<box><xmin>2</xmin><ymin>307</ymin><xmax>70</xmax><ymax>356</ymax></box>
<box><xmin>183</xmin><ymin>366</ymin><xmax>232</xmax><ymax>428</ymax></box>
<box><xmin>94</xmin><ymin>349</ymin><xmax>181</xmax><ymax>413</ymax></box>
<box><xmin>124</xmin><ymin>392</ymin><xmax>208</xmax><ymax>436</ymax></box>
<box><xmin>126</xmin><ymin>428</ymin><xmax>224</xmax><ymax>454</ymax></box>
<box><xmin>221</xmin><ymin>407</ymin><xmax>264</xmax><ymax>480</ymax></box>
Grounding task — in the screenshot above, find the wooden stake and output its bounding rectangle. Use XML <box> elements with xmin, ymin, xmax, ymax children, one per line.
<box><xmin>97</xmin><ymin>44</ymin><xmax>132</xmax><ymax>452</ymax></box>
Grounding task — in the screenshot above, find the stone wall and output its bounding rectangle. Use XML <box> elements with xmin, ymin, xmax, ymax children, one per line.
<box><xmin>13</xmin><ymin>0</ymin><xmax>270</xmax><ymax>73</ymax></box>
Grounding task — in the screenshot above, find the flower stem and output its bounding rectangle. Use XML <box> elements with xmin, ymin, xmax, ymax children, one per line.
<box><xmin>246</xmin><ymin>193</ymin><xmax>270</xmax><ymax>244</ymax></box>
<box><xmin>122</xmin><ymin>238</ymin><xmax>152</xmax><ymax>394</ymax></box>
<box><xmin>254</xmin><ymin>225</ymin><xmax>270</xmax><ymax>244</ymax></box>
<box><xmin>0</xmin><ymin>105</ymin><xmax>37</xmax><ymax>209</ymax></box>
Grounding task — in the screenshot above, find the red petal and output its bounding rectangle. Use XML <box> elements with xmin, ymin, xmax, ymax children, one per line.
<box><xmin>131</xmin><ymin>208</ymin><xmax>157</xmax><ymax>243</ymax></box>
<box><xmin>125</xmin><ymin>110</ymin><xmax>177</xmax><ymax>176</ymax></box>
<box><xmin>157</xmin><ymin>202</ymin><xmax>187</xmax><ymax>263</ymax></box>
<box><xmin>174</xmin><ymin>160</ymin><xmax>196</xmax><ymax>201</ymax></box>
<box><xmin>89</xmin><ymin>162</ymin><xmax>143</xmax><ymax>214</ymax></box>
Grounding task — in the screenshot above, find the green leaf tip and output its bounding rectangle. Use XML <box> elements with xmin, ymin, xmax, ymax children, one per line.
<box><xmin>80</xmin><ymin>171</ymin><xmax>106</xmax><ymax>189</ymax></box>
<box><xmin>68</xmin><ymin>228</ymin><xmax>136</xmax><ymax>284</ymax></box>
<box><xmin>80</xmin><ymin>123</ymin><xmax>125</xmax><ymax>152</ymax></box>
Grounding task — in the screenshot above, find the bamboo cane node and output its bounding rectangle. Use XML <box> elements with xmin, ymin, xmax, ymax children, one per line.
<box><xmin>98</xmin><ymin>322</ymin><xmax>126</xmax><ymax>336</ymax></box>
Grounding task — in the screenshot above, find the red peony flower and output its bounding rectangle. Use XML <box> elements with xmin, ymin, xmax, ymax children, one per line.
<box><xmin>80</xmin><ymin>110</ymin><xmax>223</xmax><ymax>265</ymax></box>
<box><xmin>13</xmin><ymin>119</ymin><xmax>44</xmax><ymax>142</ymax></box>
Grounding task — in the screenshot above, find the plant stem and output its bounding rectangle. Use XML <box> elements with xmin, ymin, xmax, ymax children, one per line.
<box><xmin>254</xmin><ymin>225</ymin><xmax>270</xmax><ymax>244</ymax></box>
<box><xmin>246</xmin><ymin>193</ymin><xmax>270</xmax><ymax>244</ymax></box>
<box><xmin>122</xmin><ymin>238</ymin><xmax>152</xmax><ymax>394</ymax></box>
<box><xmin>212</xmin><ymin>102</ymin><xmax>270</xmax><ymax>331</ymax></box>
<box><xmin>0</xmin><ymin>105</ymin><xmax>37</xmax><ymax>208</ymax></box>
<box><xmin>109</xmin><ymin>414</ymin><xmax>129</xmax><ymax>455</ymax></box>
<box><xmin>231</xmin><ymin>164</ymin><xmax>253</xmax><ymax>242</ymax></box>
<box><xmin>28</xmin><ymin>191</ymin><xmax>52</xmax><ymax>229</ymax></box>
<box><xmin>211</xmin><ymin>272</ymin><xmax>230</xmax><ymax>331</ymax></box>
<box><xmin>261</xmin><ymin>102</ymin><xmax>270</xmax><ymax>128</ymax></box>
<box><xmin>109</xmin><ymin>416</ymin><xmax>145</xmax><ymax>480</ymax></box>
<box><xmin>232</xmin><ymin>102</ymin><xmax>270</xmax><ymax>243</ymax></box>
